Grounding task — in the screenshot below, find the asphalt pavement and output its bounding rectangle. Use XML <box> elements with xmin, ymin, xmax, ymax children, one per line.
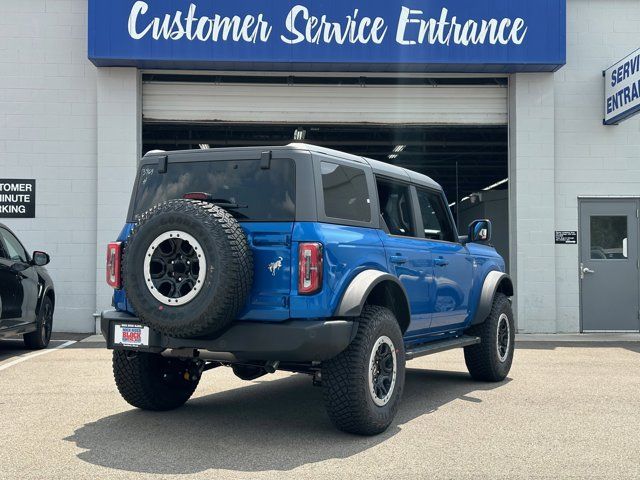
<box><xmin>0</xmin><ymin>335</ymin><xmax>638</xmax><ymax>479</ymax></box>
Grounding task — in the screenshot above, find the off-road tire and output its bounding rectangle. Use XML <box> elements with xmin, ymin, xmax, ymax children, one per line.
<box><xmin>322</xmin><ymin>305</ymin><xmax>405</xmax><ymax>435</ymax></box>
<box><xmin>122</xmin><ymin>199</ymin><xmax>253</xmax><ymax>338</ymax></box>
<box><xmin>23</xmin><ymin>296</ymin><xmax>53</xmax><ymax>350</ymax></box>
<box><xmin>112</xmin><ymin>350</ymin><xmax>200</xmax><ymax>411</ymax></box>
<box><xmin>464</xmin><ymin>293</ymin><xmax>514</xmax><ymax>382</ymax></box>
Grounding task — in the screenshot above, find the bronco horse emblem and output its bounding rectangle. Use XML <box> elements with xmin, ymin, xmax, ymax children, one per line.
<box><xmin>268</xmin><ymin>257</ymin><xmax>283</xmax><ymax>276</ymax></box>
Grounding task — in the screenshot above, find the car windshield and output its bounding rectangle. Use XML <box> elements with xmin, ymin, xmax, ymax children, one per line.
<box><xmin>132</xmin><ymin>159</ymin><xmax>296</xmax><ymax>222</ymax></box>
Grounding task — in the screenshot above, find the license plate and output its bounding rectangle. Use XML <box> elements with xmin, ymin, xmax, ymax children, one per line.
<box><xmin>114</xmin><ymin>324</ymin><xmax>149</xmax><ymax>347</ymax></box>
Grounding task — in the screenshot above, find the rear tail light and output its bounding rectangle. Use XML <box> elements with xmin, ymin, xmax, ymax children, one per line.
<box><xmin>298</xmin><ymin>242</ymin><xmax>323</xmax><ymax>295</ymax></box>
<box><xmin>106</xmin><ymin>242</ymin><xmax>122</xmax><ymax>289</ymax></box>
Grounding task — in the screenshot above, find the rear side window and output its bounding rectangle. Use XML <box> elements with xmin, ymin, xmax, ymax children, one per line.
<box><xmin>416</xmin><ymin>188</ymin><xmax>456</xmax><ymax>242</ymax></box>
<box><xmin>320</xmin><ymin>162</ymin><xmax>371</xmax><ymax>222</ymax></box>
<box><xmin>133</xmin><ymin>159</ymin><xmax>295</xmax><ymax>221</ymax></box>
<box><xmin>376</xmin><ymin>178</ymin><xmax>415</xmax><ymax>237</ymax></box>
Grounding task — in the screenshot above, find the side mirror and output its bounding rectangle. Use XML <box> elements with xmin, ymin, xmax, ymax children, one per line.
<box><xmin>468</xmin><ymin>219</ymin><xmax>492</xmax><ymax>243</ymax></box>
<box><xmin>32</xmin><ymin>251</ymin><xmax>50</xmax><ymax>267</ymax></box>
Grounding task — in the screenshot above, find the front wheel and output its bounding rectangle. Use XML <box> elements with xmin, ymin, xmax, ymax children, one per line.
<box><xmin>322</xmin><ymin>305</ymin><xmax>405</xmax><ymax>435</ymax></box>
<box><xmin>112</xmin><ymin>350</ymin><xmax>200</xmax><ymax>410</ymax></box>
<box><xmin>23</xmin><ymin>296</ymin><xmax>53</xmax><ymax>350</ymax></box>
<box><xmin>464</xmin><ymin>293</ymin><xmax>515</xmax><ymax>382</ymax></box>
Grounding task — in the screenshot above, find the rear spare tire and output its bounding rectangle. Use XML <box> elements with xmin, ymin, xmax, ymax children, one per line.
<box><xmin>123</xmin><ymin>199</ymin><xmax>253</xmax><ymax>338</ymax></box>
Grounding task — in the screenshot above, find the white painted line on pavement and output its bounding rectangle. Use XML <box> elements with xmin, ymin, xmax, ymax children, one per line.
<box><xmin>0</xmin><ymin>340</ymin><xmax>76</xmax><ymax>372</ymax></box>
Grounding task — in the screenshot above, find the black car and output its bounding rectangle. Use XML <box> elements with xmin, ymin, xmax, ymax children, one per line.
<box><xmin>0</xmin><ymin>223</ymin><xmax>55</xmax><ymax>349</ymax></box>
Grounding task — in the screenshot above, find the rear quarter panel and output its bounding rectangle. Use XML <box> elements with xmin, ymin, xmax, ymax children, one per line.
<box><xmin>289</xmin><ymin>222</ymin><xmax>387</xmax><ymax>319</ymax></box>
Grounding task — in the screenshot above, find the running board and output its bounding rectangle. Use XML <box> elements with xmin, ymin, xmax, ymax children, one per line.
<box><xmin>406</xmin><ymin>335</ymin><xmax>480</xmax><ymax>360</ymax></box>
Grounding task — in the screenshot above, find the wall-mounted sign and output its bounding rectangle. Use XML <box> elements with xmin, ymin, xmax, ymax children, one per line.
<box><xmin>88</xmin><ymin>0</ymin><xmax>566</xmax><ymax>73</ymax></box>
<box><xmin>555</xmin><ymin>231</ymin><xmax>577</xmax><ymax>245</ymax></box>
<box><xmin>604</xmin><ymin>48</ymin><xmax>640</xmax><ymax>125</ymax></box>
<box><xmin>0</xmin><ymin>180</ymin><xmax>36</xmax><ymax>218</ymax></box>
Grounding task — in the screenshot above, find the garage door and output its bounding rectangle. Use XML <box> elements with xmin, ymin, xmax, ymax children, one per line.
<box><xmin>143</xmin><ymin>79</ymin><xmax>507</xmax><ymax>125</ymax></box>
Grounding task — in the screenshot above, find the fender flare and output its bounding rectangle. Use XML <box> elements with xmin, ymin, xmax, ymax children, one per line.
<box><xmin>471</xmin><ymin>271</ymin><xmax>514</xmax><ymax>325</ymax></box>
<box><xmin>334</xmin><ymin>270</ymin><xmax>410</xmax><ymax>323</ymax></box>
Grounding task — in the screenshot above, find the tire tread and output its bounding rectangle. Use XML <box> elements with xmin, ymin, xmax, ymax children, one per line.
<box><xmin>464</xmin><ymin>293</ymin><xmax>514</xmax><ymax>382</ymax></box>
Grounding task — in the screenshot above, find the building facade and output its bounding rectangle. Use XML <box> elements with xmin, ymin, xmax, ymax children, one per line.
<box><xmin>0</xmin><ymin>0</ymin><xmax>638</xmax><ymax>333</ymax></box>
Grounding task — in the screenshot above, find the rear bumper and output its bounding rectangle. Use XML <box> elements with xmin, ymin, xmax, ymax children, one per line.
<box><xmin>100</xmin><ymin>310</ymin><xmax>357</xmax><ymax>362</ymax></box>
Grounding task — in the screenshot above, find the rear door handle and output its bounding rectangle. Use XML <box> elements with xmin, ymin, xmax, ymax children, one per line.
<box><xmin>390</xmin><ymin>255</ymin><xmax>407</xmax><ymax>265</ymax></box>
<box><xmin>434</xmin><ymin>258</ymin><xmax>449</xmax><ymax>267</ymax></box>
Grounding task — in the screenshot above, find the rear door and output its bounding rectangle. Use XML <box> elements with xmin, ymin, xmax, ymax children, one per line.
<box><xmin>376</xmin><ymin>177</ymin><xmax>434</xmax><ymax>334</ymax></box>
<box><xmin>415</xmin><ymin>187</ymin><xmax>474</xmax><ymax>329</ymax></box>
<box><xmin>131</xmin><ymin>155</ymin><xmax>297</xmax><ymax>321</ymax></box>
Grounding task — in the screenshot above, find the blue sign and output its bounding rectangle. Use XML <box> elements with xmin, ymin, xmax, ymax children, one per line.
<box><xmin>88</xmin><ymin>0</ymin><xmax>566</xmax><ymax>72</ymax></box>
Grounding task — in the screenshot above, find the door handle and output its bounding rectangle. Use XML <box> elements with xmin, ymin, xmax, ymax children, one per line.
<box><xmin>434</xmin><ymin>258</ymin><xmax>449</xmax><ymax>267</ymax></box>
<box><xmin>582</xmin><ymin>267</ymin><xmax>595</xmax><ymax>274</ymax></box>
<box><xmin>390</xmin><ymin>255</ymin><xmax>407</xmax><ymax>265</ymax></box>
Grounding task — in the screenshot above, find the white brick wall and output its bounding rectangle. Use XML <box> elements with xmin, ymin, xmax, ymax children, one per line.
<box><xmin>0</xmin><ymin>0</ymin><xmax>97</xmax><ymax>332</ymax></box>
<box><xmin>95</xmin><ymin>68</ymin><xmax>140</xmax><ymax>315</ymax></box>
<box><xmin>509</xmin><ymin>73</ymin><xmax>558</xmax><ymax>333</ymax></box>
<box><xmin>553</xmin><ymin>0</ymin><xmax>640</xmax><ymax>332</ymax></box>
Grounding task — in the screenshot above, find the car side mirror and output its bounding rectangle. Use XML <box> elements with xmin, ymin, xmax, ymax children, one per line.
<box><xmin>468</xmin><ymin>219</ymin><xmax>492</xmax><ymax>243</ymax></box>
<box><xmin>32</xmin><ymin>251</ymin><xmax>50</xmax><ymax>266</ymax></box>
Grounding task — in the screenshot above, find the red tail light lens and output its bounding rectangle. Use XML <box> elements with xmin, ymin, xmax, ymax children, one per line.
<box><xmin>106</xmin><ymin>242</ymin><xmax>122</xmax><ymax>289</ymax></box>
<box><xmin>298</xmin><ymin>242</ymin><xmax>323</xmax><ymax>295</ymax></box>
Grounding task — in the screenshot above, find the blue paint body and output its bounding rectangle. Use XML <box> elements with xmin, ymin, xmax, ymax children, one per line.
<box><xmin>88</xmin><ymin>0</ymin><xmax>566</xmax><ymax>72</ymax></box>
<box><xmin>113</xmin><ymin>220</ymin><xmax>505</xmax><ymax>346</ymax></box>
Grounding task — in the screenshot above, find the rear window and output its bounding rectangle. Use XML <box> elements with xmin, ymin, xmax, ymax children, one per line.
<box><xmin>133</xmin><ymin>159</ymin><xmax>295</xmax><ymax>221</ymax></box>
<box><xmin>320</xmin><ymin>162</ymin><xmax>371</xmax><ymax>222</ymax></box>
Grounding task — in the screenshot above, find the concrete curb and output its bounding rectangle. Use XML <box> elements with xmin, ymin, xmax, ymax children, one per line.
<box><xmin>516</xmin><ymin>333</ymin><xmax>640</xmax><ymax>342</ymax></box>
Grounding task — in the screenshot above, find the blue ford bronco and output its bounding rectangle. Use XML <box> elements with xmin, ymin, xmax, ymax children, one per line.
<box><xmin>101</xmin><ymin>144</ymin><xmax>514</xmax><ymax>435</ymax></box>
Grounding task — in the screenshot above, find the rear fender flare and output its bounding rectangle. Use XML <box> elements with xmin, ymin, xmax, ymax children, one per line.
<box><xmin>334</xmin><ymin>270</ymin><xmax>410</xmax><ymax>331</ymax></box>
<box><xmin>471</xmin><ymin>271</ymin><xmax>514</xmax><ymax>325</ymax></box>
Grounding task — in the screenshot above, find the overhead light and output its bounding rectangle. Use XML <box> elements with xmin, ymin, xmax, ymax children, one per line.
<box><xmin>199</xmin><ymin>144</ymin><xmax>209</xmax><ymax>149</ymax></box>
<box><xmin>449</xmin><ymin>201</ymin><xmax>456</xmax><ymax>207</ymax></box>
<box><xmin>461</xmin><ymin>196</ymin><xmax>470</xmax><ymax>202</ymax></box>
<box><xmin>388</xmin><ymin>154</ymin><xmax>398</xmax><ymax>159</ymax></box>
<box><xmin>293</xmin><ymin>128</ymin><xmax>306</xmax><ymax>140</ymax></box>
<box><xmin>392</xmin><ymin>145</ymin><xmax>406</xmax><ymax>153</ymax></box>
<box><xmin>482</xmin><ymin>178</ymin><xmax>508</xmax><ymax>191</ymax></box>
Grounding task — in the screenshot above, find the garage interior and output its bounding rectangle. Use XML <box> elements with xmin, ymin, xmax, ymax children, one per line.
<box><xmin>141</xmin><ymin>75</ymin><xmax>509</xmax><ymax>270</ymax></box>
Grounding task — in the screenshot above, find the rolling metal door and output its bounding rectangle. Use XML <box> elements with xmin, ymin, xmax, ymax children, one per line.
<box><xmin>143</xmin><ymin>81</ymin><xmax>507</xmax><ymax>125</ymax></box>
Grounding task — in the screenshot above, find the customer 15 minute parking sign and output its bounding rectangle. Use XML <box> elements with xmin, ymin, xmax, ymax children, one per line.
<box><xmin>604</xmin><ymin>48</ymin><xmax>640</xmax><ymax>125</ymax></box>
<box><xmin>0</xmin><ymin>179</ymin><xmax>36</xmax><ymax>218</ymax></box>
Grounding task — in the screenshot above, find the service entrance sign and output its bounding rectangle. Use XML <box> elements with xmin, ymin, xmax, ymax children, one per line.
<box><xmin>0</xmin><ymin>179</ymin><xmax>36</xmax><ymax>218</ymax></box>
<box><xmin>604</xmin><ymin>48</ymin><xmax>640</xmax><ymax>125</ymax></box>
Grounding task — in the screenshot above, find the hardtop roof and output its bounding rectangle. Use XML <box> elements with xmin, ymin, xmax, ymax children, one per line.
<box><xmin>143</xmin><ymin>143</ymin><xmax>442</xmax><ymax>191</ymax></box>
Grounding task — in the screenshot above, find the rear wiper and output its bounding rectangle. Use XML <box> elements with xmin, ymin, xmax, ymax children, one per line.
<box><xmin>183</xmin><ymin>192</ymin><xmax>248</xmax><ymax>209</ymax></box>
<box><xmin>211</xmin><ymin>201</ymin><xmax>248</xmax><ymax>209</ymax></box>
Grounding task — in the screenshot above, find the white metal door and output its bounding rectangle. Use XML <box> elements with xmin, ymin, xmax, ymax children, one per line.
<box><xmin>143</xmin><ymin>80</ymin><xmax>507</xmax><ymax>125</ymax></box>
